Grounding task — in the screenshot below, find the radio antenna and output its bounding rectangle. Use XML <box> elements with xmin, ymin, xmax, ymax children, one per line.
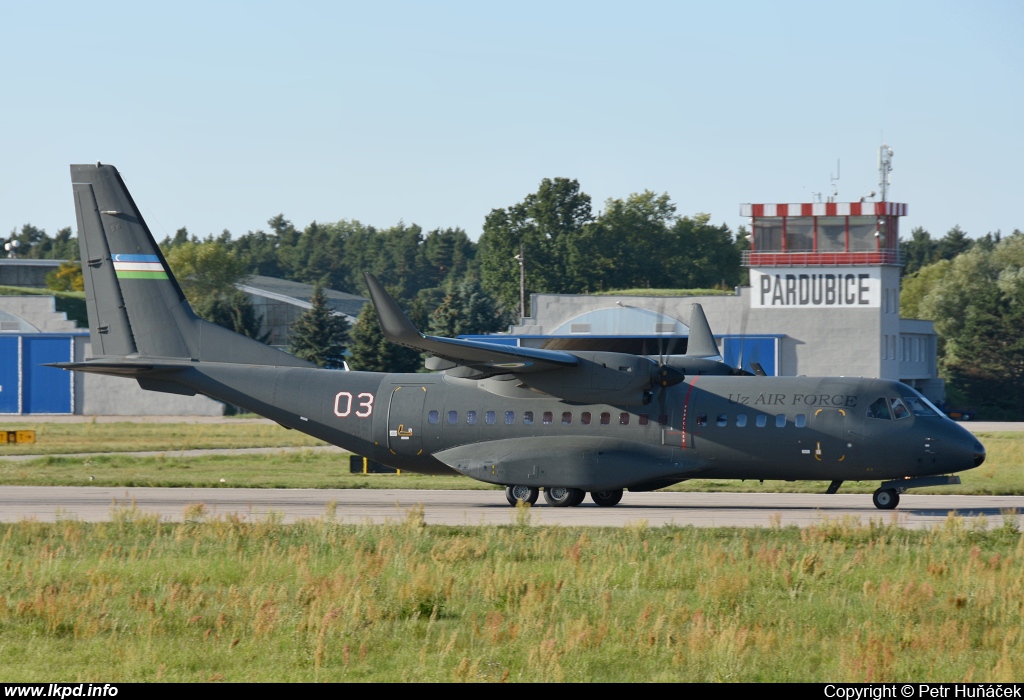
<box><xmin>878</xmin><ymin>144</ymin><xmax>894</xmax><ymax>201</ymax></box>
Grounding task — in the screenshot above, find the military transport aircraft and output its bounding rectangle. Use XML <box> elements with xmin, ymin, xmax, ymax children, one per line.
<box><xmin>56</xmin><ymin>164</ymin><xmax>986</xmax><ymax>510</ymax></box>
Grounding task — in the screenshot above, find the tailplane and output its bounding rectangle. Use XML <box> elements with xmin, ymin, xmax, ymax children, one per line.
<box><xmin>69</xmin><ymin>163</ymin><xmax>309</xmax><ymax>368</ymax></box>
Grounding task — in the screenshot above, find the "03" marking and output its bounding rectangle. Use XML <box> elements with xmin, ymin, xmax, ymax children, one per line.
<box><xmin>334</xmin><ymin>391</ymin><xmax>374</xmax><ymax>418</ymax></box>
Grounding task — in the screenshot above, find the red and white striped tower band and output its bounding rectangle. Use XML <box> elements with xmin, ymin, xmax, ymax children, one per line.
<box><xmin>739</xmin><ymin>201</ymin><xmax>907</xmax><ymax>269</ymax></box>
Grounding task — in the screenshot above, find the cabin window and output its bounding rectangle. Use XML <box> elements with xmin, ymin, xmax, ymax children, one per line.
<box><xmin>562</xmin><ymin>412</ymin><xmax>572</xmax><ymax>425</ymax></box>
<box><xmin>523</xmin><ymin>411</ymin><xmax>534</xmax><ymax>425</ymax></box>
<box><xmin>428</xmin><ymin>410</ymin><xmax>440</xmax><ymax>424</ymax></box>
<box><xmin>619</xmin><ymin>412</ymin><xmax>630</xmax><ymax>425</ymax></box>
<box><xmin>581</xmin><ymin>412</ymin><xmax>592</xmax><ymax>425</ymax></box>
<box><xmin>485</xmin><ymin>411</ymin><xmax>496</xmax><ymax>425</ymax></box>
<box><xmin>867</xmin><ymin>397</ymin><xmax>891</xmax><ymax>420</ymax></box>
<box><xmin>466</xmin><ymin>410</ymin><xmax>478</xmax><ymax>425</ymax></box>
<box><xmin>756</xmin><ymin>415</ymin><xmax>767</xmax><ymax>427</ymax></box>
<box><xmin>716</xmin><ymin>414</ymin><xmax>728</xmax><ymax>427</ymax></box>
<box><xmin>639</xmin><ymin>414</ymin><xmax>649</xmax><ymax>426</ymax></box>
<box><xmin>658</xmin><ymin>414</ymin><xmax>669</xmax><ymax>426</ymax></box>
<box><xmin>543</xmin><ymin>411</ymin><xmax>553</xmax><ymax>425</ymax></box>
<box><xmin>775</xmin><ymin>414</ymin><xmax>786</xmax><ymax>428</ymax></box>
<box><xmin>736</xmin><ymin>414</ymin><xmax>747</xmax><ymax>427</ymax></box>
<box><xmin>696</xmin><ymin>414</ymin><xmax>707</xmax><ymax>427</ymax></box>
<box><xmin>505</xmin><ymin>411</ymin><xmax>515</xmax><ymax>425</ymax></box>
<box><xmin>600</xmin><ymin>412</ymin><xmax>611</xmax><ymax>425</ymax></box>
<box><xmin>795</xmin><ymin>414</ymin><xmax>807</xmax><ymax>428</ymax></box>
<box><xmin>890</xmin><ymin>398</ymin><xmax>910</xmax><ymax>420</ymax></box>
<box><xmin>447</xmin><ymin>411</ymin><xmax>458</xmax><ymax>425</ymax></box>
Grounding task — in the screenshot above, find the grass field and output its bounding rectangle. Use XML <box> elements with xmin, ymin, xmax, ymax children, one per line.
<box><xmin>0</xmin><ymin>510</ymin><xmax>1021</xmax><ymax>682</ymax></box>
<box><xmin>1</xmin><ymin>423</ymin><xmax>1021</xmax><ymax>494</ymax></box>
<box><xmin>0</xmin><ymin>421</ymin><xmax>322</xmax><ymax>456</ymax></box>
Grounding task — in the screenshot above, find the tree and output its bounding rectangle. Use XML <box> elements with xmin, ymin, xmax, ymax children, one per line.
<box><xmin>936</xmin><ymin>225</ymin><xmax>973</xmax><ymax>261</ymax></box>
<box><xmin>195</xmin><ymin>289</ymin><xmax>268</xmax><ymax>342</ymax></box>
<box><xmin>900</xmin><ymin>227</ymin><xmax>937</xmax><ymax>276</ymax></box>
<box><xmin>913</xmin><ymin>232</ymin><xmax>1024</xmax><ymax>418</ymax></box>
<box><xmin>428</xmin><ymin>277</ymin><xmax>511</xmax><ymax>338</ymax></box>
<box><xmin>164</xmin><ymin>240</ymin><xmax>249</xmax><ymax>302</ymax></box>
<box><xmin>347</xmin><ymin>299</ymin><xmax>422</xmax><ymax>373</ymax></box>
<box><xmin>288</xmin><ymin>284</ymin><xmax>350</xmax><ymax>368</ymax></box>
<box><xmin>666</xmin><ymin>213</ymin><xmax>742</xmax><ymax>289</ymax></box>
<box><xmin>479</xmin><ymin>178</ymin><xmax>594</xmax><ymax>312</ymax></box>
<box><xmin>46</xmin><ymin>261</ymin><xmax>84</xmax><ymax>292</ymax></box>
<box><xmin>162</xmin><ymin>240</ymin><xmax>268</xmax><ymax>341</ymax></box>
<box><xmin>899</xmin><ymin>258</ymin><xmax>950</xmax><ymax>319</ymax></box>
<box><xmin>160</xmin><ymin>227</ymin><xmax>193</xmax><ymax>250</ymax></box>
<box><xmin>576</xmin><ymin>191</ymin><xmax>676</xmax><ymax>290</ymax></box>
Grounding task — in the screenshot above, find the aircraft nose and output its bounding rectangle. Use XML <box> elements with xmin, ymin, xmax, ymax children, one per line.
<box><xmin>973</xmin><ymin>440</ymin><xmax>986</xmax><ymax>467</ymax></box>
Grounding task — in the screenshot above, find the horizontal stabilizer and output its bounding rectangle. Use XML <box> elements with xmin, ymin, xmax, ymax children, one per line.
<box><xmin>46</xmin><ymin>360</ymin><xmax>191</xmax><ymax>377</ymax></box>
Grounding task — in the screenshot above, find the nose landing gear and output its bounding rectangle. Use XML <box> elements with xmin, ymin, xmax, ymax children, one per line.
<box><xmin>871</xmin><ymin>475</ymin><xmax>963</xmax><ymax>510</ymax></box>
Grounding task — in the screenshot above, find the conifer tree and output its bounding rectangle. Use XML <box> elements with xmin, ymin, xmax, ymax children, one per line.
<box><xmin>289</xmin><ymin>283</ymin><xmax>350</xmax><ymax>368</ymax></box>
<box><xmin>347</xmin><ymin>300</ymin><xmax>422</xmax><ymax>372</ymax></box>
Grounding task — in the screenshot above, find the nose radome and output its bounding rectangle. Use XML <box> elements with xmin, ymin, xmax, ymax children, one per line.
<box><xmin>974</xmin><ymin>440</ymin><xmax>986</xmax><ymax>467</ymax></box>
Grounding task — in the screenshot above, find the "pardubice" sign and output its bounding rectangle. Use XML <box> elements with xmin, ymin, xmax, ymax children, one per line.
<box><xmin>749</xmin><ymin>267</ymin><xmax>881</xmax><ymax>309</ymax></box>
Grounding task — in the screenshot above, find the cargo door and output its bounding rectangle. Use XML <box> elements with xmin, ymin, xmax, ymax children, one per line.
<box><xmin>387</xmin><ymin>385</ymin><xmax>427</xmax><ymax>456</ymax></box>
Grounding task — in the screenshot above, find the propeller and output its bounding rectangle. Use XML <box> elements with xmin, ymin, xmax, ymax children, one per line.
<box><xmin>643</xmin><ymin>298</ymin><xmax>686</xmax><ymax>406</ymax></box>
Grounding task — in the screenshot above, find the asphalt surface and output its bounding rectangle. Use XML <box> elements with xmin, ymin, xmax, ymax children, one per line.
<box><xmin>0</xmin><ymin>418</ymin><xmax>1019</xmax><ymax>529</ymax></box>
<box><xmin>1</xmin><ymin>486</ymin><xmax>1020</xmax><ymax>529</ymax></box>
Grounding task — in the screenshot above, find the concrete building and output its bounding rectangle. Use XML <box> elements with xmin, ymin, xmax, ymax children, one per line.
<box><xmin>0</xmin><ymin>259</ymin><xmax>63</xmax><ymax>289</ymax></box>
<box><xmin>487</xmin><ymin>200</ymin><xmax>944</xmax><ymax>403</ymax></box>
<box><xmin>0</xmin><ymin>295</ymin><xmax>223</xmax><ymax>416</ymax></box>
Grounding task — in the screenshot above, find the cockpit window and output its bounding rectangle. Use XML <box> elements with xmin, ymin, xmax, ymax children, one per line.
<box><xmin>901</xmin><ymin>395</ymin><xmax>943</xmax><ymax>417</ymax></box>
<box><xmin>890</xmin><ymin>398</ymin><xmax>910</xmax><ymax>420</ymax></box>
<box><xmin>867</xmin><ymin>397</ymin><xmax>891</xmax><ymax>420</ymax></box>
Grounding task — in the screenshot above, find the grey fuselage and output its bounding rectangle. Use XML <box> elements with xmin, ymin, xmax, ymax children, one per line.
<box><xmin>168</xmin><ymin>364</ymin><xmax>983</xmax><ymax>493</ymax></box>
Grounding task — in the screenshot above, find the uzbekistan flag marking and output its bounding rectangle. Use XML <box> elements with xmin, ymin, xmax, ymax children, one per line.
<box><xmin>112</xmin><ymin>254</ymin><xmax>168</xmax><ymax>279</ymax></box>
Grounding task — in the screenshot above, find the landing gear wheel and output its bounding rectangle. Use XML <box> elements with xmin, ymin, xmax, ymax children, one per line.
<box><xmin>590</xmin><ymin>489</ymin><xmax>624</xmax><ymax>507</ymax></box>
<box><xmin>505</xmin><ymin>485</ymin><xmax>539</xmax><ymax>506</ymax></box>
<box><xmin>544</xmin><ymin>487</ymin><xmax>585</xmax><ymax>507</ymax></box>
<box><xmin>872</xmin><ymin>488</ymin><xmax>900</xmax><ymax>510</ymax></box>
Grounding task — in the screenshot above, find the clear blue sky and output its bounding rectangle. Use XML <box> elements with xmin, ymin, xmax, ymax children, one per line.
<box><xmin>1</xmin><ymin>1</ymin><xmax>1021</xmax><ymax>245</ymax></box>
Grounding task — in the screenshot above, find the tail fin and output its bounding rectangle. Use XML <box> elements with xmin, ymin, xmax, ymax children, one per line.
<box><xmin>70</xmin><ymin>163</ymin><xmax>309</xmax><ymax>367</ymax></box>
<box><xmin>684</xmin><ymin>304</ymin><xmax>721</xmax><ymax>359</ymax></box>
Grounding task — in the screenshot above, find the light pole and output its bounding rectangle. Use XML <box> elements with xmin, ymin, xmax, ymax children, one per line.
<box><xmin>513</xmin><ymin>242</ymin><xmax>525</xmax><ymax>322</ymax></box>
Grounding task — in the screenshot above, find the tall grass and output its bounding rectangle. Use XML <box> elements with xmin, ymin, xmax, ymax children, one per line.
<box><xmin>1</xmin><ymin>509</ymin><xmax>1021</xmax><ymax>681</ymax></box>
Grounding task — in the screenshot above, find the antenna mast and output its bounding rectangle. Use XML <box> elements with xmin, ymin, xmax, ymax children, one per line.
<box><xmin>878</xmin><ymin>144</ymin><xmax>894</xmax><ymax>201</ymax></box>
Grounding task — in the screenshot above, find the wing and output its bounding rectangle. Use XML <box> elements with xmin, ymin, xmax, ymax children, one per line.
<box><xmin>364</xmin><ymin>273</ymin><xmax>669</xmax><ymax>404</ymax></box>
<box><xmin>363</xmin><ymin>273</ymin><xmax>578</xmax><ymax>374</ymax></box>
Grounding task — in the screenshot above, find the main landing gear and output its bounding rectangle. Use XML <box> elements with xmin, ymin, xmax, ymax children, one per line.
<box><xmin>505</xmin><ymin>485</ymin><xmax>539</xmax><ymax>506</ymax></box>
<box><xmin>505</xmin><ymin>486</ymin><xmax>625</xmax><ymax>507</ymax></box>
<box><xmin>872</xmin><ymin>488</ymin><xmax>899</xmax><ymax>510</ymax></box>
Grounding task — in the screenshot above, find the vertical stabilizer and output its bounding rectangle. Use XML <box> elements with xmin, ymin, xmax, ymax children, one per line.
<box><xmin>70</xmin><ymin>164</ymin><xmax>311</xmax><ymax>367</ymax></box>
<box><xmin>684</xmin><ymin>304</ymin><xmax>721</xmax><ymax>359</ymax></box>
